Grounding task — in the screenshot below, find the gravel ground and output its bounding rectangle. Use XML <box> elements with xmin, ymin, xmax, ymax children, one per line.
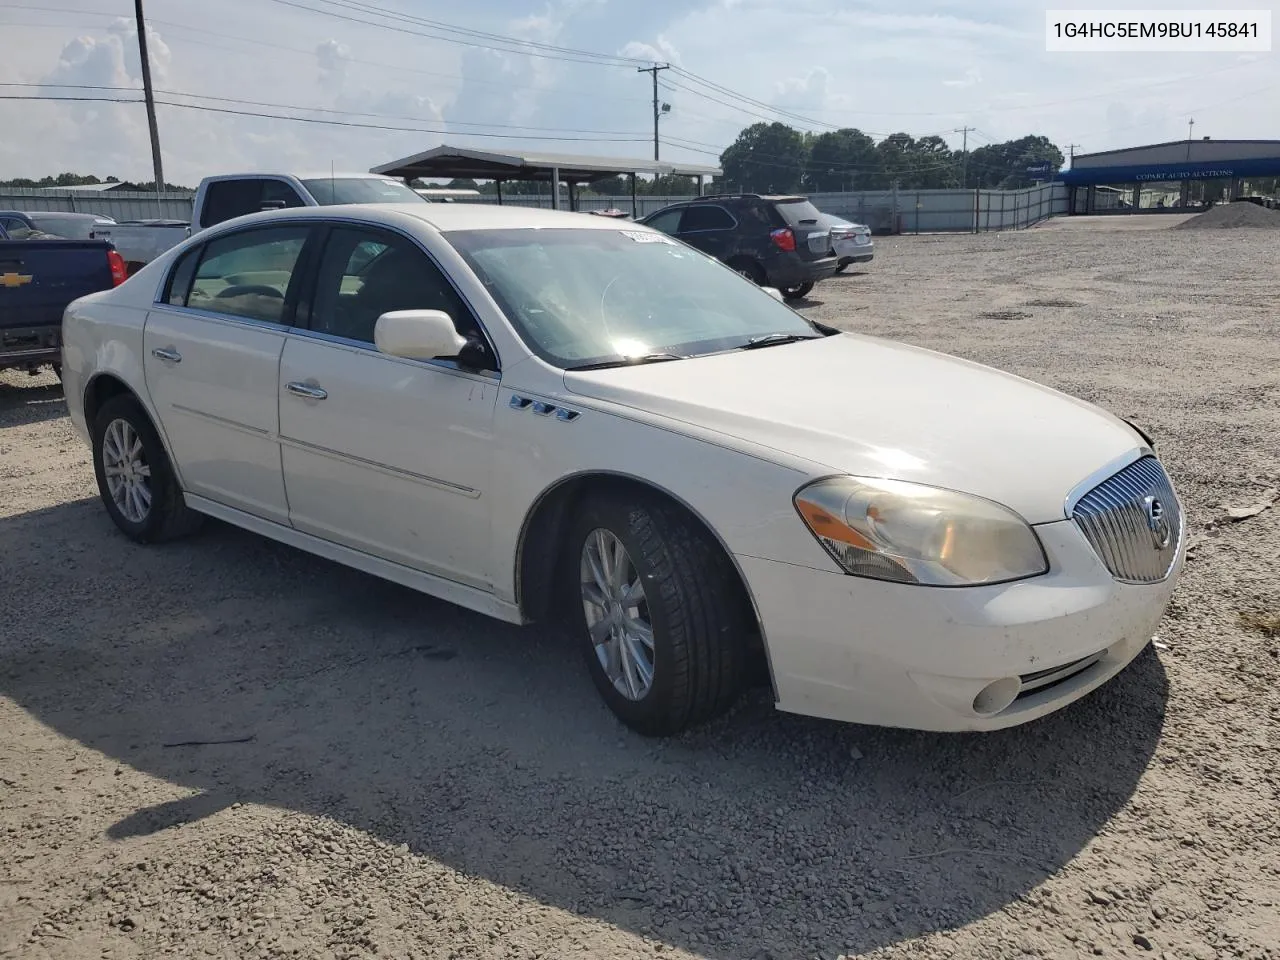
<box><xmin>2</xmin><ymin>214</ymin><xmax>1278</xmax><ymax>960</ymax></box>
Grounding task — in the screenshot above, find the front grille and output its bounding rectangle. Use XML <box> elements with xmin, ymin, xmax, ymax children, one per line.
<box><xmin>1071</xmin><ymin>456</ymin><xmax>1182</xmax><ymax>583</ymax></box>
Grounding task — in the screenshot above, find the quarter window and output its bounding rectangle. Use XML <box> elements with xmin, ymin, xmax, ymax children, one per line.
<box><xmin>309</xmin><ymin>226</ymin><xmax>478</xmax><ymax>346</ymax></box>
<box><xmin>186</xmin><ymin>226</ymin><xmax>310</xmax><ymax>324</ymax></box>
<box><xmin>679</xmin><ymin>205</ymin><xmax>735</xmax><ymax>232</ymax></box>
<box><xmin>163</xmin><ymin>245</ymin><xmax>201</xmax><ymax>306</ymax></box>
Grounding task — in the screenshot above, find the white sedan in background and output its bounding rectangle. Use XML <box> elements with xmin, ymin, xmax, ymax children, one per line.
<box><xmin>817</xmin><ymin>212</ymin><xmax>875</xmax><ymax>272</ymax></box>
<box><xmin>61</xmin><ymin>203</ymin><xmax>1183</xmax><ymax>736</ymax></box>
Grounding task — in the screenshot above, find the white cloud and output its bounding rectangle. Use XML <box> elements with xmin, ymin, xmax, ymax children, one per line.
<box><xmin>943</xmin><ymin>67</ymin><xmax>982</xmax><ymax>88</ymax></box>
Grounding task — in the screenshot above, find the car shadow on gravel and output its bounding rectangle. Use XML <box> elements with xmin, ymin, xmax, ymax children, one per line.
<box><xmin>1</xmin><ymin>499</ymin><xmax>1170</xmax><ymax>960</ymax></box>
<box><xmin>0</xmin><ymin>379</ymin><xmax>66</xmax><ymax>429</ymax></box>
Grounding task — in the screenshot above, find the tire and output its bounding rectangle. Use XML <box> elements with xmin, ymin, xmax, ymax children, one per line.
<box><xmin>568</xmin><ymin>492</ymin><xmax>747</xmax><ymax>736</ymax></box>
<box><xmin>51</xmin><ymin>363</ymin><xmax>62</xmax><ymax>380</ymax></box>
<box><xmin>781</xmin><ymin>281</ymin><xmax>814</xmax><ymax>301</ymax></box>
<box><xmin>729</xmin><ymin>258</ymin><xmax>766</xmax><ymax>285</ymax></box>
<box><xmin>92</xmin><ymin>393</ymin><xmax>202</xmax><ymax>543</ymax></box>
<box><xmin>834</xmin><ymin>262</ymin><xmax>849</xmax><ymax>274</ymax></box>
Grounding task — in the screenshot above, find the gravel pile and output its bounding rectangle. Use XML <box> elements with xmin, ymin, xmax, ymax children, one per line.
<box><xmin>1174</xmin><ymin>201</ymin><xmax>1280</xmax><ymax>229</ymax></box>
<box><xmin>2</xmin><ymin>215</ymin><xmax>1279</xmax><ymax>960</ymax></box>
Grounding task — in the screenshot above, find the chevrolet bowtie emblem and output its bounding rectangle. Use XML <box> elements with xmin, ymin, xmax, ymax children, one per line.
<box><xmin>1</xmin><ymin>272</ymin><xmax>33</xmax><ymax>288</ymax></box>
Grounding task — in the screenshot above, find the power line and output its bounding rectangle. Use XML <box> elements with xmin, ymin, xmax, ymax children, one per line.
<box><xmin>259</xmin><ymin>0</ymin><xmax>644</xmax><ymax>68</ymax></box>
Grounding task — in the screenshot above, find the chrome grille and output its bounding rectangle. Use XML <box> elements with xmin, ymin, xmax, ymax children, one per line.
<box><xmin>1071</xmin><ymin>456</ymin><xmax>1182</xmax><ymax>583</ymax></box>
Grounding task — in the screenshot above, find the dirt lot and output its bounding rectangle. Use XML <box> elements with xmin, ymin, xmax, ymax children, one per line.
<box><xmin>2</xmin><ymin>214</ymin><xmax>1278</xmax><ymax>960</ymax></box>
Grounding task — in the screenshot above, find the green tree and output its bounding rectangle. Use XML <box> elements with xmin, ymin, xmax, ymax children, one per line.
<box><xmin>804</xmin><ymin>128</ymin><xmax>878</xmax><ymax>192</ymax></box>
<box><xmin>967</xmin><ymin>136</ymin><xmax>1064</xmax><ymax>189</ymax></box>
<box><xmin>719</xmin><ymin>122</ymin><xmax>806</xmax><ymax>193</ymax></box>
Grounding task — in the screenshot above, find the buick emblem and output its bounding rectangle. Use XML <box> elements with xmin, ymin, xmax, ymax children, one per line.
<box><xmin>1143</xmin><ymin>495</ymin><xmax>1172</xmax><ymax>549</ymax></box>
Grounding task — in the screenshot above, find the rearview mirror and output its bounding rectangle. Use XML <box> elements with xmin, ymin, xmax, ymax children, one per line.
<box><xmin>762</xmin><ymin>286</ymin><xmax>784</xmax><ymax>302</ymax></box>
<box><xmin>374</xmin><ymin>310</ymin><xmax>468</xmax><ymax>361</ymax></box>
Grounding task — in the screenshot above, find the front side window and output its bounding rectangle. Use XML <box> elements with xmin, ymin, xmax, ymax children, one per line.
<box><xmin>300</xmin><ymin>178</ymin><xmax>425</xmax><ymax>206</ymax></box>
<box><xmin>309</xmin><ymin>225</ymin><xmax>476</xmax><ymax>345</ymax></box>
<box><xmin>187</xmin><ymin>226</ymin><xmax>310</xmax><ymax>324</ymax></box>
<box><xmin>260</xmin><ymin>179</ymin><xmax>306</xmax><ymax>210</ymax></box>
<box><xmin>643</xmin><ymin>208</ymin><xmax>683</xmax><ymax>235</ymax></box>
<box><xmin>446</xmin><ymin>227</ymin><xmax>818</xmax><ymax>368</ymax></box>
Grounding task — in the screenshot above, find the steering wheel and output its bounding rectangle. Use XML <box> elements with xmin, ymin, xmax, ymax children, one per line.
<box><xmin>216</xmin><ymin>284</ymin><xmax>284</xmax><ymax>299</ymax></box>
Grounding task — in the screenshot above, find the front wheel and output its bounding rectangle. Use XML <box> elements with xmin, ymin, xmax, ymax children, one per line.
<box><xmin>568</xmin><ymin>493</ymin><xmax>747</xmax><ymax>736</ymax></box>
<box><xmin>92</xmin><ymin>394</ymin><xmax>202</xmax><ymax>543</ymax></box>
<box><xmin>781</xmin><ymin>281</ymin><xmax>814</xmax><ymax>301</ymax></box>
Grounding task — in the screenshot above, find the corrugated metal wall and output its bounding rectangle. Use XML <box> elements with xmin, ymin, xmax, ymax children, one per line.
<box><xmin>0</xmin><ymin>188</ymin><xmax>194</xmax><ymax>221</ymax></box>
<box><xmin>462</xmin><ymin>184</ymin><xmax>1068</xmax><ymax>233</ymax></box>
<box><xmin>0</xmin><ymin>183</ymin><xmax>1067</xmax><ymax>233</ymax></box>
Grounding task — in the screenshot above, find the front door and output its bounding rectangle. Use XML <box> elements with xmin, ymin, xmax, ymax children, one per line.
<box><xmin>143</xmin><ymin>223</ymin><xmax>314</xmax><ymax>523</ymax></box>
<box><xmin>278</xmin><ymin>224</ymin><xmax>500</xmax><ymax>589</ymax></box>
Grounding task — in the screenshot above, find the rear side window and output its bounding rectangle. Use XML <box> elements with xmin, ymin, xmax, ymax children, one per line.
<box><xmin>773</xmin><ymin>199</ymin><xmax>824</xmax><ymax>227</ymax></box>
<box><xmin>199</xmin><ymin>180</ymin><xmax>265</xmax><ymax>228</ymax></box>
<box><xmin>187</xmin><ymin>226</ymin><xmax>310</xmax><ymax>324</ymax></box>
<box><xmin>163</xmin><ymin>246</ymin><xmax>201</xmax><ymax>306</ymax></box>
<box><xmin>679</xmin><ymin>206</ymin><xmax>735</xmax><ymax>232</ymax></box>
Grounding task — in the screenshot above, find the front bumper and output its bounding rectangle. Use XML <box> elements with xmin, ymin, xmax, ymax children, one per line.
<box><xmin>741</xmin><ymin>519</ymin><xmax>1182</xmax><ymax>732</ymax></box>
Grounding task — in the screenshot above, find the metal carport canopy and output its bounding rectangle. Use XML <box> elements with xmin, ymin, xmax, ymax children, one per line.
<box><xmin>370</xmin><ymin>144</ymin><xmax>722</xmax><ymax>213</ymax></box>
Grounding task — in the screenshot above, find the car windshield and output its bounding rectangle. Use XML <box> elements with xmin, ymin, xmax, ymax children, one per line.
<box><xmin>446</xmin><ymin>227</ymin><xmax>819</xmax><ymax>368</ymax></box>
<box><xmin>300</xmin><ymin>178</ymin><xmax>425</xmax><ymax>205</ymax></box>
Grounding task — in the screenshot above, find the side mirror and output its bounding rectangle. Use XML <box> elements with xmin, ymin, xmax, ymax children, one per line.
<box><xmin>762</xmin><ymin>286</ymin><xmax>784</xmax><ymax>302</ymax></box>
<box><xmin>374</xmin><ymin>309</ymin><xmax>468</xmax><ymax>361</ymax></box>
<box><xmin>260</xmin><ymin>200</ymin><xmax>287</xmax><ymax>211</ymax></box>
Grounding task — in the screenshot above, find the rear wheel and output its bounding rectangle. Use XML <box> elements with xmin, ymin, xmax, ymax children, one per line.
<box><xmin>568</xmin><ymin>493</ymin><xmax>747</xmax><ymax>736</ymax></box>
<box><xmin>729</xmin><ymin>258</ymin><xmax>765</xmax><ymax>286</ymax></box>
<box><xmin>781</xmin><ymin>281</ymin><xmax>814</xmax><ymax>301</ymax></box>
<box><xmin>92</xmin><ymin>394</ymin><xmax>202</xmax><ymax>543</ymax></box>
<box><xmin>834</xmin><ymin>262</ymin><xmax>849</xmax><ymax>275</ymax></box>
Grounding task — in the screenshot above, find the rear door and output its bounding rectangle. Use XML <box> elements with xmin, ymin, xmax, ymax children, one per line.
<box><xmin>143</xmin><ymin>223</ymin><xmax>316</xmax><ymax>523</ymax></box>
<box><xmin>674</xmin><ymin>204</ymin><xmax>737</xmax><ymax>263</ymax></box>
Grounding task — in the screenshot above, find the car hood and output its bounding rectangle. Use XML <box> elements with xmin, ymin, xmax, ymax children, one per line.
<box><xmin>562</xmin><ymin>333</ymin><xmax>1142</xmax><ymax>524</ymax></box>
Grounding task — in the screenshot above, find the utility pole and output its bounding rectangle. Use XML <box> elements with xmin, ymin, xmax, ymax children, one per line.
<box><xmin>638</xmin><ymin>62</ymin><xmax>670</xmax><ymax>161</ymax></box>
<box><xmin>956</xmin><ymin>126</ymin><xmax>974</xmax><ymax>188</ymax></box>
<box><xmin>134</xmin><ymin>0</ymin><xmax>164</xmax><ymax>206</ymax></box>
<box><xmin>1185</xmin><ymin>118</ymin><xmax>1195</xmax><ymax>162</ymax></box>
<box><xmin>1066</xmin><ymin>143</ymin><xmax>1080</xmax><ymax>165</ymax></box>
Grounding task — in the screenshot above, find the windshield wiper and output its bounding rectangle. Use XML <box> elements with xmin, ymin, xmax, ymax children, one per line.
<box><xmin>565</xmin><ymin>352</ymin><xmax>685</xmax><ymax>371</ymax></box>
<box><xmin>740</xmin><ymin>333</ymin><xmax>821</xmax><ymax>350</ymax></box>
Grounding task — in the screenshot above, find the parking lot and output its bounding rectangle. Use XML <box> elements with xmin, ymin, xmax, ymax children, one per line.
<box><xmin>2</xmin><ymin>214</ymin><xmax>1278</xmax><ymax>960</ymax></box>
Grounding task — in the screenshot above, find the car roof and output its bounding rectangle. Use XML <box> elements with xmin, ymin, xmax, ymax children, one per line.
<box><xmin>215</xmin><ymin>202</ymin><xmax>648</xmax><ymax>233</ymax></box>
<box><xmin>201</xmin><ymin>172</ymin><xmax>398</xmax><ymax>183</ymax></box>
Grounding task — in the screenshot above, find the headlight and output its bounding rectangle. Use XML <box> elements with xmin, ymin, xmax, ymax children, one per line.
<box><xmin>793</xmin><ymin>476</ymin><xmax>1048</xmax><ymax>586</ymax></box>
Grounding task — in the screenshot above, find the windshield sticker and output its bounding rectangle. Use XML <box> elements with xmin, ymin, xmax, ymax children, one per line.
<box><xmin>621</xmin><ymin>230</ymin><xmax>675</xmax><ymax>244</ymax></box>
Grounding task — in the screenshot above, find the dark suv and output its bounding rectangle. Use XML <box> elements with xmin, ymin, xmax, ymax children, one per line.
<box><xmin>639</xmin><ymin>194</ymin><xmax>838</xmax><ymax>300</ymax></box>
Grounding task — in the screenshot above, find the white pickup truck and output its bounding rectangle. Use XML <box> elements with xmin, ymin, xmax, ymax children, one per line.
<box><xmin>92</xmin><ymin>172</ymin><xmax>425</xmax><ymax>273</ymax></box>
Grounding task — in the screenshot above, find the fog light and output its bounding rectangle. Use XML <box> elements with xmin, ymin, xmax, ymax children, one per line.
<box><xmin>972</xmin><ymin>677</ymin><xmax>1021</xmax><ymax>716</ymax></box>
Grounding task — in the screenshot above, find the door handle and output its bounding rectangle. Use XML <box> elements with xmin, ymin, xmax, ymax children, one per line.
<box><xmin>151</xmin><ymin>346</ymin><xmax>182</xmax><ymax>363</ymax></box>
<box><xmin>285</xmin><ymin>381</ymin><xmax>328</xmax><ymax>400</ymax></box>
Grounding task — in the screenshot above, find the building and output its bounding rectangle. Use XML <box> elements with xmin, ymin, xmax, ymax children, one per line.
<box><xmin>1056</xmin><ymin>138</ymin><xmax>1280</xmax><ymax>213</ymax></box>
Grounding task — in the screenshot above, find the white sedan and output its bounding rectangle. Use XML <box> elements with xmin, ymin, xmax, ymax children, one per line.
<box><xmin>61</xmin><ymin>203</ymin><xmax>1184</xmax><ymax>736</ymax></box>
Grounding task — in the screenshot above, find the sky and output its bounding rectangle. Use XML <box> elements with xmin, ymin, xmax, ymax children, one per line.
<box><xmin>0</xmin><ymin>0</ymin><xmax>1276</xmax><ymax>185</ymax></box>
